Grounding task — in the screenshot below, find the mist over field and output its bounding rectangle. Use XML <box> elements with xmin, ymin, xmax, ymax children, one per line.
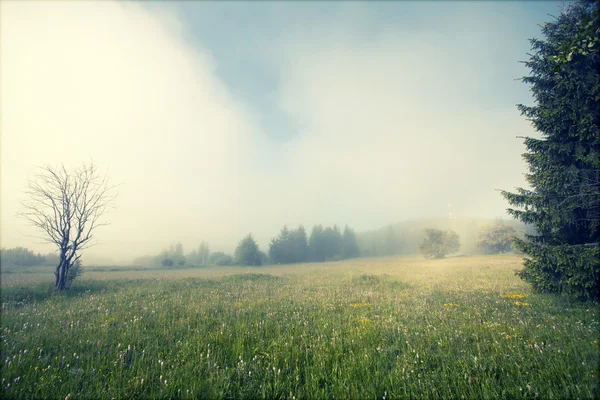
<box><xmin>0</xmin><ymin>1</ymin><xmax>558</xmax><ymax>264</ymax></box>
<box><xmin>2</xmin><ymin>2</ymin><xmax>599</xmax><ymax>398</ymax></box>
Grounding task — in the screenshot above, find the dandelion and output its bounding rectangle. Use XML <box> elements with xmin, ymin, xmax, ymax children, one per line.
<box><xmin>514</xmin><ymin>301</ymin><xmax>531</xmax><ymax>307</ymax></box>
<box><xmin>501</xmin><ymin>293</ymin><xmax>528</xmax><ymax>299</ymax></box>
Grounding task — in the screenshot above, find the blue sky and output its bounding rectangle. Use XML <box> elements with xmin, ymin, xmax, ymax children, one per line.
<box><xmin>168</xmin><ymin>1</ymin><xmax>558</xmax><ymax>139</ymax></box>
<box><xmin>1</xmin><ymin>1</ymin><xmax>564</xmax><ymax>262</ymax></box>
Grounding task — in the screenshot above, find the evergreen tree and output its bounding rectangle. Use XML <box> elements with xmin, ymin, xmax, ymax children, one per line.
<box><xmin>270</xmin><ymin>225</ymin><xmax>309</xmax><ymax>264</ymax></box>
<box><xmin>309</xmin><ymin>225</ymin><xmax>325</xmax><ymax>262</ymax></box>
<box><xmin>269</xmin><ymin>225</ymin><xmax>289</xmax><ymax>264</ymax></box>
<box><xmin>342</xmin><ymin>226</ymin><xmax>360</xmax><ymax>259</ymax></box>
<box><xmin>322</xmin><ymin>226</ymin><xmax>343</xmax><ymax>260</ymax></box>
<box><xmin>289</xmin><ymin>225</ymin><xmax>309</xmax><ymax>263</ymax></box>
<box><xmin>234</xmin><ymin>234</ymin><xmax>263</xmax><ymax>266</ymax></box>
<box><xmin>268</xmin><ymin>237</ymin><xmax>282</xmax><ymax>263</ymax></box>
<box><xmin>502</xmin><ymin>0</ymin><xmax>599</xmax><ymax>300</ymax></box>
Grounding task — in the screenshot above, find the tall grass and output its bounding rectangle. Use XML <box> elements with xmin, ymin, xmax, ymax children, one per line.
<box><xmin>1</xmin><ymin>254</ymin><xmax>597</xmax><ymax>398</ymax></box>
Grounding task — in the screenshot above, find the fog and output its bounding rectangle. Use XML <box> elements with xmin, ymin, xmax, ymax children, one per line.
<box><xmin>0</xmin><ymin>1</ymin><xmax>557</xmax><ymax>264</ymax></box>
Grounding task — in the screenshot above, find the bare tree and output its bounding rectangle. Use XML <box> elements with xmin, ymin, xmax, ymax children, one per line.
<box><xmin>19</xmin><ymin>162</ymin><xmax>116</xmax><ymax>291</ymax></box>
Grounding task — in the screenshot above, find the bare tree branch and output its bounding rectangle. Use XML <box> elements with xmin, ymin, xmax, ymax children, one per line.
<box><xmin>18</xmin><ymin>162</ymin><xmax>117</xmax><ymax>291</ymax></box>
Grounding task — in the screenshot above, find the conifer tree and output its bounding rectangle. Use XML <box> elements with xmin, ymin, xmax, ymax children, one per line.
<box><xmin>502</xmin><ymin>0</ymin><xmax>599</xmax><ymax>300</ymax></box>
<box><xmin>342</xmin><ymin>226</ymin><xmax>360</xmax><ymax>259</ymax></box>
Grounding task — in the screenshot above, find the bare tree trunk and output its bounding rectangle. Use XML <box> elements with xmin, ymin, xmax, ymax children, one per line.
<box><xmin>54</xmin><ymin>263</ymin><xmax>60</xmax><ymax>288</ymax></box>
<box><xmin>55</xmin><ymin>252</ymin><xmax>70</xmax><ymax>291</ymax></box>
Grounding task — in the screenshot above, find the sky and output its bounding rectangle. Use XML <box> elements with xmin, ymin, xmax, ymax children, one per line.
<box><xmin>1</xmin><ymin>0</ymin><xmax>562</xmax><ymax>264</ymax></box>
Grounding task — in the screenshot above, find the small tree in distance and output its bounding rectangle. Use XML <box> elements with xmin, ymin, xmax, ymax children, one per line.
<box><xmin>477</xmin><ymin>224</ymin><xmax>516</xmax><ymax>254</ymax></box>
<box><xmin>234</xmin><ymin>234</ymin><xmax>263</xmax><ymax>266</ymax></box>
<box><xmin>208</xmin><ymin>252</ymin><xmax>234</xmax><ymax>266</ymax></box>
<box><xmin>419</xmin><ymin>229</ymin><xmax>460</xmax><ymax>259</ymax></box>
<box><xmin>19</xmin><ymin>162</ymin><xmax>116</xmax><ymax>291</ymax></box>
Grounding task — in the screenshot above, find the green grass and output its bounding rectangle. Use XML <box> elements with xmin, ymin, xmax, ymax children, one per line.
<box><xmin>1</xmin><ymin>254</ymin><xmax>598</xmax><ymax>399</ymax></box>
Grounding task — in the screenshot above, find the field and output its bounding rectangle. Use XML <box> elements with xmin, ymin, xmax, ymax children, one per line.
<box><xmin>1</xmin><ymin>254</ymin><xmax>598</xmax><ymax>399</ymax></box>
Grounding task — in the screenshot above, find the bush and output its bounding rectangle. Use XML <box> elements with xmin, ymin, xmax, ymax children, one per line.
<box><xmin>419</xmin><ymin>229</ymin><xmax>460</xmax><ymax>259</ymax></box>
<box><xmin>66</xmin><ymin>260</ymin><xmax>83</xmax><ymax>288</ymax></box>
<box><xmin>208</xmin><ymin>252</ymin><xmax>234</xmax><ymax>266</ymax></box>
<box><xmin>476</xmin><ymin>224</ymin><xmax>516</xmax><ymax>254</ymax></box>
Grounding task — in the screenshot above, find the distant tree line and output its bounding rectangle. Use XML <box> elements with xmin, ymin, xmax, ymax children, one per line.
<box><xmin>358</xmin><ymin>218</ymin><xmax>531</xmax><ymax>257</ymax></box>
<box><xmin>1</xmin><ymin>247</ymin><xmax>59</xmax><ymax>268</ymax></box>
<box><xmin>358</xmin><ymin>225</ymin><xmax>402</xmax><ymax>257</ymax></box>
<box><xmin>233</xmin><ymin>224</ymin><xmax>361</xmax><ymax>266</ymax></box>
<box><xmin>267</xmin><ymin>224</ymin><xmax>359</xmax><ymax>264</ymax></box>
<box><xmin>130</xmin><ymin>223</ymin><xmax>362</xmax><ymax>268</ymax></box>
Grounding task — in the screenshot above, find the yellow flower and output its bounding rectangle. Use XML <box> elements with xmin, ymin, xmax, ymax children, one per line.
<box><xmin>500</xmin><ymin>293</ymin><xmax>528</xmax><ymax>299</ymax></box>
<box><xmin>513</xmin><ymin>301</ymin><xmax>531</xmax><ymax>307</ymax></box>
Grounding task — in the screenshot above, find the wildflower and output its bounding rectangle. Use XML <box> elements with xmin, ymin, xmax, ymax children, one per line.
<box><xmin>514</xmin><ymin>301</ymin><xmax>531</xmax><ymax>307</ymax></box>
<box><xmin>501</xmin><ymin>293</ymin><xmax>528</xmax><ymax>299</ymax></box>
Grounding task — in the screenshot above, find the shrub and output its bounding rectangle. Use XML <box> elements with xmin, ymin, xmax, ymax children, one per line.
<box><xmin>476</xmin><ymin>224</ymin><xmax>516</xmax><ymax>254</ymax></box>
<box><xmin>66</xmin><ymin>260</ymin><xmax>83</xmax><ymax>288</ymax></box>
<box><xmin>419</xmin><ymin>229</ymin><xmax>460</xmax><ymax>259</ymax></box>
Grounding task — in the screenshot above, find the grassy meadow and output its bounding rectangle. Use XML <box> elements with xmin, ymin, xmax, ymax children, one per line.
<box><xmin>1</xmin><ymin>254</ymin><xmax>598</xmax><ymax>399</ymax></box>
